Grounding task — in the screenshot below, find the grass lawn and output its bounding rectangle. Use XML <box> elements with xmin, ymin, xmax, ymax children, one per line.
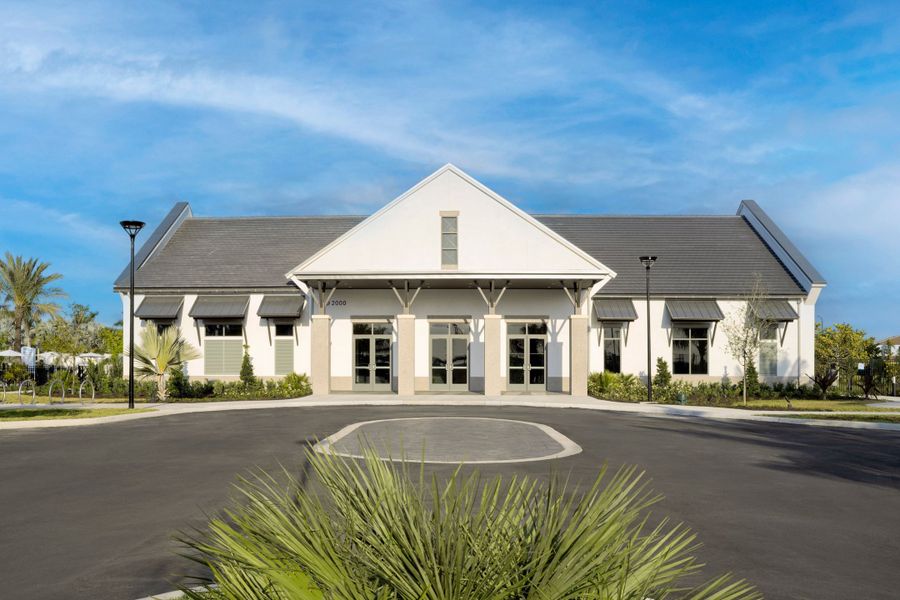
<box><xmin>763</xmin><ymin>413</ymin><xmax>900</xmax><ymax>424</ymax></box>
<box><xmin>0</xmin><ymin>408</ymin><xmax>152</xmax><ymax>421</ymax></box>
<box><xmin>1</xmin><ymin>396</ymin><xmax>150</xmax><ymax>405</ymax></box>
<box><xmin>735</xmin><ymin>399</ymin><xmax>900</xmax><ymax>412</ymax></box>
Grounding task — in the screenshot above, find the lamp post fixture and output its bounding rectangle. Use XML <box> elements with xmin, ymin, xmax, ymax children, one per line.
<box><xmin>120</xmin><ymin>220</ymin><xmax>145</xmax><ymax>409</ymax></box>
<box><xmin>639</xmin><ymin>256</ymin><xmax>657</xmax><ymax>403</ymax></box>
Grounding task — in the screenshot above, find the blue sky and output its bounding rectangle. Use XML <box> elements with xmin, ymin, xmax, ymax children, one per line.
<box><xmin>1</xmin><ymin>1</ymin><xmax>898</xmax><ymax>337</ymax></box>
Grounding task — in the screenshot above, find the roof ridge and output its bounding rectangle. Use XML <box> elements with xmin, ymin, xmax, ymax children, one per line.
<box><xmin>189</xmin><ymin>215</ymin><xmax>368</xmax><ymax>221</ymax></box>
<box><xmin>533</xmin><ymin>213</ymin><xmax>740</xmax><ymax>219</ymax></box>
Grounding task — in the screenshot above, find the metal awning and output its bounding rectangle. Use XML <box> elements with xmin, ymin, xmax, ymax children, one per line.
<box><xmin>189</xmin><ymin>296</ymin><xmax>250</xmax><ymax>319</ymax></box>
<box><xmin>134</xmin><ymin>296</ymin><xmax>183</xmax><ymax>320</ymax></box>
<box><xmin>593</xmin><ymin>298</ymin><xmax>638</xmax><ymax>321</ymax></box>
<box><xmin>666</xmin><ymin>299</ymin><xmax>724</xmax><ymax>321</ymax></box>
<box><xmin>257</xmin><ymin>295</ymin><xmax>305</xmax><ymax>318</ymax></box>
<box><xmin>755</xmin><ymin>300</ymin><xmax>799</xmax><ymax>322</ymax></box>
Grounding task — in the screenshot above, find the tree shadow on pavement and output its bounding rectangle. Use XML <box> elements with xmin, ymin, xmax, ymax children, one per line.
<box><xmin>637</xmin><ymin>417</ymin><xmax>900</xmax><ymax>490</ymax></box>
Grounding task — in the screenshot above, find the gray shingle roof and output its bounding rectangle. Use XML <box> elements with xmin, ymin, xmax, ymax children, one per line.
<box><xmin>535</xmin><ymin>216</ymin><xmax>805</xmax><ymax>297</ymax></box>
<box><xmin>118</xmin><ymin>216</ymin><xmax>364</xmax><ymax>290</ymax></box>
<box><xmin>116</xmin><ymin>210</ymin><xmax>808</xmax><ymax>297</ymax></box>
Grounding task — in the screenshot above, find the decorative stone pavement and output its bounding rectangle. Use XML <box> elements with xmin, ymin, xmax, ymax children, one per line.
<box><xmin>314</xmin><ymin>416</ymin><xmax>582</xmax><ymax>463</ymax></box>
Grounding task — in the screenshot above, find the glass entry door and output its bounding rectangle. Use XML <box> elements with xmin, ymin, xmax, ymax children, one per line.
<box><xmin>507</xmin><ymin>322</ymin><xmax>547</xmax><ymax>392</ymax></box>
<box><xmin>430</xmin><ymin>322</ymin><xmax>470</xmax><ymax>391</ymax></box>
<box><xmin>353</xmin><ymin>322</ymin><xmax>393</xmax><ymax>391</ymax></box>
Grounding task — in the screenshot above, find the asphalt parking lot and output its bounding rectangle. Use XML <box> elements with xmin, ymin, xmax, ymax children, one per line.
<box><xmin>0</xmin><ymin>406</ymin><xmax>898</xmax><ymax>600</ymax></box>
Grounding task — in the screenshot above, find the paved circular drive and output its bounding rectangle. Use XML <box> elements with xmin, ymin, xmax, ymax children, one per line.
<box><xmin>315</xmin><ymin>416</ymin><xmax>582</xmax><ymax>463</ymax></box>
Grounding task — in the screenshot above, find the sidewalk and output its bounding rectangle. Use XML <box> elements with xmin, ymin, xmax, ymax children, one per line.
<box><xmin>2</xmin><ymin>394</ymin><xmax>900</xmax><ymax>431</ymax></box>
<box><xmin>869</xmin><ymin>395</ymin><xmax>900</xmax><ymax>409</ymax></box>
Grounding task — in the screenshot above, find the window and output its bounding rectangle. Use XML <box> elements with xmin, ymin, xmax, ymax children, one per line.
<box><xmin>274</xmin><ymin>323</ymin><xmax>293</xmax><ymax>337</ymax></box>
<box><xmin>672</xmin><ymin>326</ymin><xmax>709</xmax><ymax>375</ymax></box>
<box><xmin>204</xmin><ymin>323</ymin><xmax>243</xmax><ymax>337</ymax></box>
<box><xmin>603</xmin><ymin>324</ymin><xmax>623</xmax><ymax>373</ymax></box>
<box><xmin>145</xmin><ymin>320</ymin><xmax>174</xmax><ymax>334</ymax></box>
<box><xmin>441</xmin><ymin>215</ymin><xmax>458</xmax><ymax>267</ymax></box>
<box><xmin>759</xmin><ymin>323</ymin><xmax>778</xmax><ymax>376</ymax></box>
<box><xmin>353</xmin><ymin>322</ymin><xmax>393</xmax><ymax>335</ymax></box>
<box><xmin>204</xmin><ymin>323</ymin><xmax>243</xmax><ymax>375</ymax></box>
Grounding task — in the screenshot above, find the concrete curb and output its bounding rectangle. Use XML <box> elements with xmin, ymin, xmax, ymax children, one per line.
<box><xmin>2</xmin><ymin>395</ymin><xmax>900</xmax><ymax>432</ymax></box>
<box><xmin>134</xmin><ymin>585</ymin><xmax>214</xmax><ymax>600</ymax></box>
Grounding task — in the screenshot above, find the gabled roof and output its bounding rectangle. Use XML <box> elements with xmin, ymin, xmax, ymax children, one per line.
<box><xmin>114</xmin><ymin>216</ymin><xmax>363</xmax><ymax>290</ymax></box>
<box><xmin>286</xmin><ymin>164</ymin><xmax>615</xmax><ymax>280</ymax></box>
<box><xmin>114</xmin><ymin>202</ymin><xmax>192</xmax><ymax>288</ymax></box>
<box><xmin>737</xmin><ymin>200</ymin><xmax>825</xmax><ymax>290</ymax></box>
<box><xmin>535</xmin><ymin>215</ymin><xmax>807</xmax><ymax>297</ymax></box>
<box><xmin>114</xmin><ymin>169</ymin><xmax>819</xmax><ymax>298</ymax></box>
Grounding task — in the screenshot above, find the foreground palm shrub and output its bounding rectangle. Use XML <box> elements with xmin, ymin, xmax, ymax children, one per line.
<box><xmin>181</xmin><ymin>451</ymin><xmax>760</xmax><ymax>600</ymax></box>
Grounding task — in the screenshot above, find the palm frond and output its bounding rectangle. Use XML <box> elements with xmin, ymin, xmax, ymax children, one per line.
<box><xmin>181</xmin><ymin>450</ymin><xmax>761</xmax><ymax>600</ymax></box>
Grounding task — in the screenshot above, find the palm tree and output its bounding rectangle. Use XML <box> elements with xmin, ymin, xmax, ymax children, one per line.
<box><xmin>130</xmin><ymin>326</ymin><xmax>201</xmax><ymax>401</ymax></box>
<box><xmin>181</xmin><ymin>450</ymin><xmax>760</xmax><ymax>600</ymax></box>
<box><xmin>0</xmin><ymin>253</ymin><xmax>65</xmax><ymax>349</ymax></box>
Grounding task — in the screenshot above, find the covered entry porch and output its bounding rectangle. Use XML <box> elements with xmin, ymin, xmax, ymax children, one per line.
<box><xmin>294</xmin><ymin>277</ymin><xmax>598</xmax><ymax>396</ymax></box>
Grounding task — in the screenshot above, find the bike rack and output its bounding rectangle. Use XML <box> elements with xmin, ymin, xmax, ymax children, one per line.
<box><xmin>47</xmin><ymin>380</ymin><xmax>66</xmax><ymax>405</ymax></box>
<box><xmin>78</xmin><ymin>380</ymin><xmax>96</xmax><ymax>405</ymax></box>
<box><xmin>18</xmin><ymin>380</ymin><xmax>36</xmax><ymax>405</ymax></box>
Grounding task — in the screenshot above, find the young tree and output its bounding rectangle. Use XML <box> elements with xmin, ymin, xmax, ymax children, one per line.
<box><xmin>814</xmin><ymin>323</ymin><xmax>874</xmax><ymax>395</ymax></box>
<box><xmin>652</xmin><ymin>357</ymin><xmax>672</xmax><ymax>389</ymax></box>
<box><xmin>724</xmin><ymin>275</ymin><xmax>772</xmax><ymax>406</ymax></box>
<box><xmin>0</xmin><ymin>253</ymin><xmax>66</xmax><ymax>349</ymax></box>
<box><xmin>99</xmin><ymin>326</ymin><xmax>124</xmax><ymax>356</ymax></box>
<box><xmin>131</xmin><ymin>326</ymin><xmax>201</xmax><ymax>402</ymax></box>
<box><xmin>240</xmin><ymin>345</ymin><xmax>256</xmax><ymax>385</ymax></box>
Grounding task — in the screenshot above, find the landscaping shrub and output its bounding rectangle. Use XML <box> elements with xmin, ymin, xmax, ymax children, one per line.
<box><xmin>740</xmin><ymin>363</ymin><xmax>760</xmax><ymax>399</ymax></box>
<box><xmin>281</xmin><ymin>372</ymin><xmax>312</xmax><ymax>397</ymax></box>
<box><xmin>166</xmin><ymin>365</ymin><xmax>215</xmax><ymax>399</ymax></box>
<box><xmin>180</xmin><ymin>451</ymin><xmax>759</xmax><ymax>600</ymax></box>
<box><xmin>1</xmin><ymin>362</ymin><xmax>29</xmax><ymax>384</ymax></box>
<box><xmin>652</xmin><ymin>357</ymin><xmax>672</xmax><ymax>388</ymax></box>
<box><xmin>593</xmin><ymin>368</ymin><xmax>830</xmax><ymax>406</ymax></box>
<box><xmin>166</xmin><ymin>372</ymin><xmax>313</xmax><ymax>401</ymax></box>
<box><xmin>239</xmin><ymin>345</ymin><xmax>256</xmax><ymax>386</ymax></box>
<box><xmin>588</xmin><ymin>371</ymin><xmax>647</xmax><ymax>402</ymax></box>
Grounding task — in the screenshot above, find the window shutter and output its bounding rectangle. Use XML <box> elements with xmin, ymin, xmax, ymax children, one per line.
<box><xmin>275</xmin><ymin>339</ymin><xmax>294</xmax><ymax>375</ymax></box>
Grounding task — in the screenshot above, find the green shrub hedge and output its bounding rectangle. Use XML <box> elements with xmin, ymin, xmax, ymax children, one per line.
<box><xmin>166</xmin><ymin>366</ymin><xmax>312</xmax><ymax>401</ymax></box>
<box><xmin>588</xmin><ymin>371</ymin><xmax>819</xmax><ymax>405</ymax></box>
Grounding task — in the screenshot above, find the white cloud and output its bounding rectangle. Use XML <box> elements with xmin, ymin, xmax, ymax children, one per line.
<box><xmin>0</xmin><ymin>1</ymin><xmax>757</xmax><ymax>185</ymax></box>
<box><xmin>0</xmin><ymin>198</ymin><xmax>123</xmax><ymax>248</ymax></box>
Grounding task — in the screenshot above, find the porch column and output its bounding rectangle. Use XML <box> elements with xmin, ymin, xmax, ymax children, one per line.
<box><xmin>310</xmin><ymin>314</ymin><xmax>331</xmax><ymax>395</ymax></box>
<box><xmin>484</xmin><ymin>314</ymin><xmax>503</xmax><ymax>395</ymax></box>
<box><xmin>569</xmin><ymin>313</ymin><xmax>589</xmax><ymax>396</ymax></box>
<box><xmin>396</xmin><ymin>314</ymin><xmax>416</xmax><ymax>395</ymax></box>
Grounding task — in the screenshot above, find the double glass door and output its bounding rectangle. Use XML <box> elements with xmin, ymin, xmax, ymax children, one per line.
<box><xmin>353</xmin><ymin>322</ymin><xmax>392</xmax><ymax>391</ymax></box>
<box><xmin>507</xmin><ymin>322</ymin><xmax>547</xmax><ymax>392</ymax></box>
<box><xmin>430</xmin><ymin>322</ymin><xmax>469</xmax><ymax>391</ymax></box>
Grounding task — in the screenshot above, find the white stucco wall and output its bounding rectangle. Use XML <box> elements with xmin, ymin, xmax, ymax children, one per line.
<box><xmin>122</xmin><ymin>290</ymin><xmax>817</xmax><ymax>390</ymax></box>
<box><xmin>123</xmin><ymin>292</ymin><xmax>307</xmax><ymax>381</ymax></box>
<box><xmin>588</xmin><ymin>297</ymin><xmax>812</xmax><ymax>384</ymax></box>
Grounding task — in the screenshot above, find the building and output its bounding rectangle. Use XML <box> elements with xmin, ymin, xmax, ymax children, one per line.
<box><xmin>114</xmin><ymin>164</ymin><xmax>825</xmax><ymax>396</ymax></box>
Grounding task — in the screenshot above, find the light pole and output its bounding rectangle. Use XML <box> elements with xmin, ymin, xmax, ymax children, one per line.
<box><xmin>121</xmin><ymin>220</ymin><xmax>145</xmax><ymax>409</ymax></box>
<box><xmin>639</xmin><ymin>256</ymin><xmax>657</xmax><ymax>403</ymax></box>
